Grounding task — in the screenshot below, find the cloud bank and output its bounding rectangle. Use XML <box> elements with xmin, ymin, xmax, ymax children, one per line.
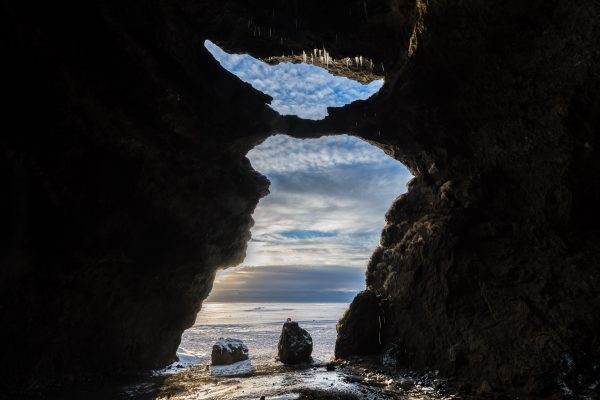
<box><xmin>208</xmin><ymin>265</ymin><xmax>366</xmax><ymax>303</ymax></box>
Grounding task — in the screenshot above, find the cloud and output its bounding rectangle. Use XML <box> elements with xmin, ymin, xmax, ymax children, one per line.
<box><xmin>240</xmin><ymin>135</ymin><xmax>413</xmax><ymax>270</ymax></box>
<box><xmin>207</xmin><ymin>265</ymin><xmax>366</xmax><ymax>302</ymax></box>
<box><xmin>205</xmin><ymin>40</ymin><xmax>383</xmax><ymax>120</ymax></box>
<box><xmin>249</xmin><ymin>134</ymin><xmax>392</xmax><ymax>174</ymax></box>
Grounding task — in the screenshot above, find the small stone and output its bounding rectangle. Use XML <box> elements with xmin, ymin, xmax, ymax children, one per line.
<box><xmin>326</xmin><ymin>362</ymin><xmax>335</xmax><ymax>371</ymax></box>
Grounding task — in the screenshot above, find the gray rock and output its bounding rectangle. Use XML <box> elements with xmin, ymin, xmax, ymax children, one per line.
<box><xmin>211</xmin><ymin>338</ymin><xmax>249</xmax><ymax>365</ymax></box>
<box><xmin>277</xmin><ymin>321</ymin><xmax>313</xmax><ymax>364</ymax></box>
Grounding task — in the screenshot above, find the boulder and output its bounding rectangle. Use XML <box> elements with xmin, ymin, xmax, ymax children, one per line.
<box><xmin>211</xmin><ymin>338</ymin><xmax>249</xmax><ymax>365</ymax></box>
<box><xmin>277</xmin><ymin>321</ymin><xmax>313</xmax><ymax>364</ymax></box>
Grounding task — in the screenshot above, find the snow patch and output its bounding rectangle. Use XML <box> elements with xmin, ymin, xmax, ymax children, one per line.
<box><xmin>214</xmin><ymin>337</ymin><xmax>248</xmax><ymax>354</ymax></box>
<box><xmin>210</xmin><ymin>359</ymin><xmax>256</xmax><ymax>377</ymax></box>
<box><xmin>151</xmin><ymin>347</ymin><xmax>203</xmax><ymax>376</ymax></box>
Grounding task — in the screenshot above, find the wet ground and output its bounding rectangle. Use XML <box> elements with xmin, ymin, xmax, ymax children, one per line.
<box><xmin>42</xmin><ymin>303</ymin><xmax>459</xmax><ymax>399</ymax></box>
<box><xmin>42</xmin><ymin>356</ymin><xmax>600</xmax><ymax>400</ymax></box>
<box><xmin>48</xmin><ymin>358</ymin><xmax>457</xmax><ymax>400</ymax></box>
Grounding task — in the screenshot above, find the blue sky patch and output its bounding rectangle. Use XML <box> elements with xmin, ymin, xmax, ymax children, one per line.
<box><xmin>281</xmin><ymin>230</ymin><xmax>338</xmax><ymax>239</ymax></box>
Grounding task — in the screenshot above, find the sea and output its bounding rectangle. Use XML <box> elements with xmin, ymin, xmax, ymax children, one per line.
<box><xmin>175</xmin><ymin>302</ymin><xmax>349</xmax><ymax>368</ymax></box>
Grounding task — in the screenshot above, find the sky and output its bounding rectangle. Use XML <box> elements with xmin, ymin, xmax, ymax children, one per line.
<box><xmin>204</xmin><ymin>40</ymin><xmax>383</xmax><ymax>120</ymax></box>
<box><xmin>204</xmin><ymin>41</ymin><xmax>412</xmax><ymax>302</ymax></box>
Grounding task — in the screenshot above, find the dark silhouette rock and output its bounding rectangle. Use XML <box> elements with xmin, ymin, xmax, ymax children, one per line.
<box><xmin>211</xmin><ymin>338</ymin><xmax>249</xmax><ymax>365</ymax></box>
<box><xmin>335</xmin><ymin>290</ymin><xmax>386</xmax><ymax>358</ymax></box>
<box><xmin>278</xmin><ymin>321</ymin><xmax>313</xmax><ymax>364</ymax></box>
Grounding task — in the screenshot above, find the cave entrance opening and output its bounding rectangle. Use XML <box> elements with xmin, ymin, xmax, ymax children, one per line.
<box><xmin>171</xmin><ymin>41</ymin><xmax>411</xmax><ymax>371</ymax></box>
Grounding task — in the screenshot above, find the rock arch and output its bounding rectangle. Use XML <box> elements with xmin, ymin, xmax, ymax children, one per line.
<box><xmin>2</xmin><ymin>0</ymin><xmax>599</xmax><ymax>396</ymax></box>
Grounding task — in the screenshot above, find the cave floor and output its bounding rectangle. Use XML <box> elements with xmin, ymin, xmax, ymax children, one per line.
<box><xmin>46</xmin><ymin>360</ymin><xmax>457</xmax><ymax>399</ymax></box>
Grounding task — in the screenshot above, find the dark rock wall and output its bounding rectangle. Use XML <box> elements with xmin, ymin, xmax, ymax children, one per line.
<box><xmin>2</xmin><ymin>0</ymin><xmax>599</xmax><ymax>396</ymax></box>
<box><xmin>2</xmin><ymin>0</ymin><xmax>275</xmax><ymax>391</ymax></box>
<box><xmin>333</xmin><ymin>0</ymin><xmax>600</xmax><ymax>395</ymax></box>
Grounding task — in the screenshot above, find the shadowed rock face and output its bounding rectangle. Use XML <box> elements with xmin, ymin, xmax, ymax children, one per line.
<box><xmin>2</xmin><ymin>0</ymin><xmax>599</xmax><ymax>396</ymax></box>
<box><xmin>335</xmin><ymin>291</ymin><xmax>387</xmax><ymax>358</ymax></box>
<box><xmin>2</xmin><ymin>0</ymin><xmax>275</xmax><ymax>391</ymax></box>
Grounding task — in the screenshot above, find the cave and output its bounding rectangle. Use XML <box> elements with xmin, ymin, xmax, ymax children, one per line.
<box><xmin>175</xmin><ymin>132</ymin><xmax>410</xmax><ymax>376</ymax></box>
<box><xmin>2</xmin><ymin>0</ymin><xmax>599</xmax><ymax>398</ymax></box>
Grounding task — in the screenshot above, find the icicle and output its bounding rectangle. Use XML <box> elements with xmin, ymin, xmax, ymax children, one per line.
<box><xmin>302</xmin><ymin>50</ymin><xmax>307</xmax><ymax>63</ymax></box>
<box><xmin>269</xmin><ymin>27</ymin><xmax>272</xmax><ymax>37</ymax></box>
<box><xmin>378</xmin><ymin>315</ymin><xmax>382</xmax><ymax>329</ymax></box>
<box><xmin>378</xmin><ymin>331</ymin><xmax>381</xmax><ymax>345</ymax></box>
